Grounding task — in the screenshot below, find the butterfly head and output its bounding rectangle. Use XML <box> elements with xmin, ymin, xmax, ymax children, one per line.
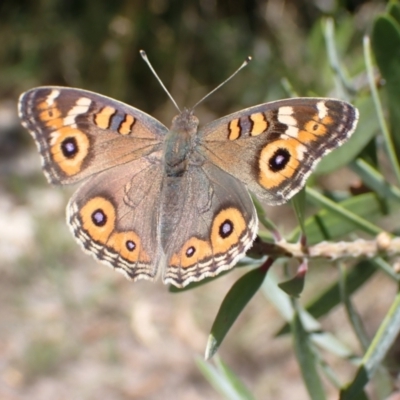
<box><xmin>170</xmin><ymin>108</ymin><xmax>199</xmax><ymax>137</ymax></box>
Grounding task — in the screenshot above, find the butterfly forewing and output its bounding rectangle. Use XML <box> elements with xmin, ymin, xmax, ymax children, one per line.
<box><xmin>198</xmin><ymin>98</ymin><xmax>358</xmax><ymax>205</ymax></box>
<box><xmin>18</xmin><ymin>87</ymin><xmax>167</xmax><ymax>185</ymax></box>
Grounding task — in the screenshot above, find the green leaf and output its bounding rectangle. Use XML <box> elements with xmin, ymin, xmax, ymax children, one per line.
<box><xmin>340</xmin><ymin>290</ymin><xmax>400</xmax><ymax>399</ymax></box>
<box><xmin>351</xmin><ymin>158</ymin><xmax>400</xmax><ymax>201</ymax></box>
<box><xmin>276</xmin><ymin>260</ymin><xmax>376</xmax><ymax>336</ymax></box>
<box><xmin>196</xmin><ymin>356</ymin><xmax>255</xmax><ymax>400</ymax></box>
<box><xmin>263</xmin><ymin>272</ymin><xmax>355</xmax><ymax>359</ymax></box>
<box><xmin>341</xmin><ymin>390</ymin><xmax>370</xmax><ymax>400</ymax></box>
<box><xmin>278</xmin><ymin>260</ymin><xmax>307</xmax><ymax>297</ymax></box>
<box><xmin>322</xmin><ymin>18</ymin><xmax>354</xmax><ymax>99</ymax></box>
<box><xmin>306</xmin><ymin>188</ymin><xmax>382</xmax><ymax>236</ymax></box>
<box><xmin>214</xmin><ymin>357</ymin><xmax>256</xmax><ymax>400</ymax></box>
<box><xmin>388</xmin><ymin>2</ymin><xmax>400</xmax><ymax>24</ymax></box>
<box><xmin>372</xmin><ymin>258</ymin><xmax>400</xmax><ymax>282</ymax></box>
<box><xmin>290</xmin><ymin>192</ymin><xmax>389</xmax><ymax>245</ymax></box>
<box><xmin>338</xmin><ymin>263</ymin><xmax>370</xmax><ymax>351</ymax></box>
<box><xmin>308</xmin><ymin>261</ymin><xmax>376</xmax><ymax>320</ymax></box>
<box><xmin>205</xmin><ymin>265</ymin><xmax>270</xmax><ymax>360</ymax></box>
<box><xmin>278</xmin><ymin>274</ymin><xmax>305</xmax><ymax>297</ymax></box>
<box><xmin>371</xmin><ymin>16</ymin><xmax>400</xmax><ymax>163</ymax></box>
<box><xmin>252</xmin><ymin>195</ymin><xmax>280</xmax><ymax>238</ymax></box>
<box><xmin>291</xmin><ymin>188</ymin><xmax>306</xmax><ymax>237</ymax></box>
<box><xmin>291</xmin><ymin>301</ymin><xmax>326</xmax><ymax>400</ymax></box>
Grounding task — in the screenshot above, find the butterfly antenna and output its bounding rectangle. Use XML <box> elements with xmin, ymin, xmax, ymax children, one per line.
<box><xmin>140</xmin><ymin>50</ymin><xmax>181</xmax><ymax>112</ymax></box>
<box><xmin>192</xmin><ymin>56</ymin><xmax>252</xmax><ymax>110</ymax></box>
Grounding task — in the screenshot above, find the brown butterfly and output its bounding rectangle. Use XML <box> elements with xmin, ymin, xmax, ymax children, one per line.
<box><xmin>18</xmin><ymin>53</ymin><xmax>358</xmax><ymax>287</ymax></box>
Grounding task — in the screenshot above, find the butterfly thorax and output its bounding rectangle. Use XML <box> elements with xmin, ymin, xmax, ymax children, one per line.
<box><xmin>164</xmin><ymin>108</ymin><xmax>199</xmax><ymax>177</ymax></box>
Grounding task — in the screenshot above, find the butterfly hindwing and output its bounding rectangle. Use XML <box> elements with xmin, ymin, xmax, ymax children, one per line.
<box><xmin>161</xmin><ymin>162</ymin><xmax>258</xmax><ymax>287</ymax></box>
<box><xmin>67</xmin><ymin>154</ymin><xmax>164</xmax><ymax>282</ymax></box>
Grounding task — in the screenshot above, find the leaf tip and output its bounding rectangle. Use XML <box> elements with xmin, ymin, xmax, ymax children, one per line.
<box><xmin>204</xmin><ymin>334</ymin><xmax>217</xmax><ymax>360</ymax></box>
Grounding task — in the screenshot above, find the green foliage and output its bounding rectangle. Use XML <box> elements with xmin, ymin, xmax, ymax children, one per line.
<box><xmin>372</xmin><ymin>5</ymin><xmax>400</xmax><ymax>159</ymax></box>
<box><xmin>205</xmin><ymin>262</ymin><xmax>270</xmax><ymax>360</ymax></box>
<box><xmin>291</xmin><ymin>301</ymin><xmax>326</xmax><ymax>400</ymax></box>
<box><xmin>196</xmin><ymin>356</ymin><xmax>256</xmax><ymax>400</ymax></box>
<box><xmin>197</xmin><ymin>3</ymin><xmax>400</xmax><ymax>399</ymax></box>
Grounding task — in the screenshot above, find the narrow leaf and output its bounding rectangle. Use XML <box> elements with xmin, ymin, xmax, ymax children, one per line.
<box><xmin>305</xmin><ymin>187</ymin><xmax>382</xmax><ymax>236</ymax></box>
<box><xmin>291</xmin><ymin>187</ymin><xmax>306</xmax><ymax>237</ymax></box>
<box><xmin>340</xmin><ymin>290</ymin><xmax>400</xmax><ymax>398</ymax></box>
<box><xmin>291</xmin><ymin>301</ymin><xmax>326</xmax><ymax>400</ymax></box>
<box><xmin>338</xmin><ymin>263</ymin><xmax>370</xmax><ymax>351</ymax></box>
<box><xmin>351</xmin><ymin>158</ymin><xmax>400</xmax><ymax>202</ymax></box>
<box><xmin>322</xmin><ymin>18</ymin><xmax>351</xmax><ymax>99</ymax></box>
<box><xmin>278</xmin><ymin>260</ymin><xmax>307</xmax><ymax>297</ymax></box>
<box><xmin>215</xmin><ymin>357</ymin><xmax>256</xmax><ymax>400</ymax></box>
<box><xmin>289</xmin><ymin>192</ymin><xmax>393</xmax><ymax>245</ymax></box>
<box><xmin>264</xmin><ymin>272</ymin><xmax>355</xmax><ymax>359</ymax></box>
<box><xmin>371</xmin><ymin>16</ymin><xmax>400</xmax><ymax>166</ymax></box>
<box><xmin>252</xmin><ymin>195</ymin><xmax>281</xmax><ymax>240</ymax></box>
<box><xmin>196</xmin><ymin>357</ymin><xmax>251</xmax><ymax>400</ymax></box>
<box><xmin>277</xmin><ymin>260</ymin><xmax>376</xmax><ymax>335</ymax></box>
<box><xmin>205</xmin><ymin>264</ymin><xmax>270</xmax><ymax>359</ymax></box>
<box><xmin>388</xmin><ymin>2</ymin><xmax>400</xmax><ymax>24</ymax></box>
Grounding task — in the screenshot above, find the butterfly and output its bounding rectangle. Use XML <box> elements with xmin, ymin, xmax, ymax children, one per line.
<box><xmin>18</xmin><ymin>57</ymin><xmax>358</xmax><ymax>288</ymax></box>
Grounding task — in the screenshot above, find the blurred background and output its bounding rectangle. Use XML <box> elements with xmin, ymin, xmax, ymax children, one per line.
<box><xmin>0</xmin><ymin>1</ymin><xmax>393</xmax><ymax>399</ymax></box>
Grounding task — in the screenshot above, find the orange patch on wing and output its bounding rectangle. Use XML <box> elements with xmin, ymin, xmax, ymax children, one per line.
<box><xmin>300</xmin><ymin>113</ymin><xmax>334</xmax><ymax>140</ymax></box>
<box><xmin>322</xmin><ymin>115</ymin><xmax>333</xmax><ymax>125</ymax></box>
<box><xmin>118</xmin><ymin>114</ymin><xmax>135</xmax><ymax>135</ymax></box>
<box><xmin>80</xmin><ymin>197</ymin><xmax>116</xmax><ymax>243</ymax></box>
<box><xmin>39</xmin><ymin>107</ymin><xmax>61</xmax><ymax>121</ymax></box>
<box><xmin>95</xmin><ymin>106</ymin><xmax>116</xmax><ymax>129</ymax></box>
<box><xmin>37</xmin><ymin>101</ymin><xmax>50</xmax><ymax>110</ymax></box>
<box><xmin>107</xmin><ymin>231</ymin><xmax>150</xmax><ymax>263</ymax></box>
<box><xmin>228</xmin><ymin>119</ymin><xmax>241</xmax><ymax>140</ymax></box>
<box><xmin>170</xmin><ymin>237</ymin><xmax>212</xmax><ymax>268</ymax></box>
<box><xmin>39</xmin><ymin>107</ymin><xmax>64</xmax><ymax>129</ymax></box>
<box><xmin>50</xmin><ymin>127</ymin><xmax>89</xmax><ymax>176</ymax></box>
<box><xmin>249</xmin><ymin>113</ymin><xmax>268</xmax><ymax>136</ymax></box>
<box><xmin>258</xmin><ymin>139</ymin><xmax>301</xmax><ymax>189</ymax></box>
<box><xmin>210</xmin><ymin>208</ymin><xmax>246</xmax><ymax>254</ymax></box>
<box><xmin>304</xmin><ymin>120</ymin><xmax>327</xmax><ymax>137</ymax></box>
<box><xmin>298</xmin><ymin>129</ymin><xmax>317</xmax><ymax>143</ymax></box>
